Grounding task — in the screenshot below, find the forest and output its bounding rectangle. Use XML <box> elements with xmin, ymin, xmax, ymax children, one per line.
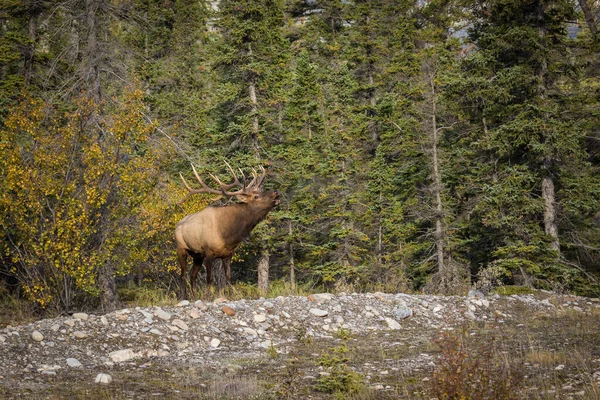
<box><xmin>1</xmin><ymin>0</ymin><xmax>599</xmax><ymax>314</ymax></box>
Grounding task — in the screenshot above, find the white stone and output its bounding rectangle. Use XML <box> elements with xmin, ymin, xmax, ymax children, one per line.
<box><xmin>66</xmin><ymin>358</ymin><xmax>82</xmax><ymax>368</ymax></box>
<box><xmin>65</xmin><ymin>319</ymin><xmax>76</xmax><ymax>327</ymax></box>
<box><xmin>73</xmin><ymin>313</ymin><xmax>89</xmax><ymax>320</ymax></box>
<box><xmin>149</xmin><ymin>328</ymin><xmax>163</xmax><ymax>336</ymax></box>
<box><xmin>100</xmin><ymin>316</ymin><xmax>108</xmax><ymax>326</ymax></box>
<box><xmin>243</xmin><ymin>328</ymin><xmax>258</xmax><ymax>337</ymax></box>
<box><xmin>154</xmin><ymin>309</ymin><xmax>172</xmax><ymax>321</ymax></box>
<box><xmin>31</xmin><ymin>331</ymin><xmax>44</xmax><ymax>342</ymax></box>
<box><xmin>109</xmin><ymin>349</ymin><xmax>135</xmax><ymax>363</ymax></box>
<box><xmin>95</xmin><ymin>373</ymin><xmax>113</xmax><ymax>384</ymax></box>
<box><xmin>194</xmin><ymin>300</ymin><xmax>208</xmax><ymax>310</ymax></box>
<box><xmin>309</xmin><ymin>308</ymin><xmax>328</xmax><ymax>317</ymax></box>
<box><xmin>210</xmin><ymin>338</ymin><xmax>221</xmax><ymax>348</ymax></box>
<box><xmin>189</xmin><ymin>309</ymin><xmax>201</xmax><ymax>319</ymax></box>
<box><xmin>385</xmin><ymin>318</ymin><xmax>401</xmax><ymax>330</ymax></box>
<box><xmin>172</xmin><ymin>319</ymin><xmax>189</xmax><ymax>331</ymax></box>
<box><xmin>73</xmin><ymin>331</ymin><xmax>88</xmax><ymax>339</ymax></box>
<box><xmin>254</xmin><ymin>314</ymin><xmax>267</xmax><ymax>323</ymax></box>
<box><xmin>176</xmin><ymin>300</ymin><xmax>190</xmax><ymax>307</ymax></box>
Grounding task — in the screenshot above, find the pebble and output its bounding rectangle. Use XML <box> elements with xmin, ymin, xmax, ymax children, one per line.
<box><xmin>176</xmin><ymin>300</ymin><xmax>190</xmax><ymax>307</ymax></box>
<box><xmin>309</xmin><ymin>308</ymin><xmax>328</xmax><ymax>317</ymax></box>
<box><xmin>385</xmin><ymin>318</ymin><xmax>401</xmax><ymax>330</ymax></box>
<box><xmin>222</xmin><ymin>306</ymin><xmax>236</xmax><ymax>316</ymax></box>
<box><xmin>172</xmin><ymin>319</ymin><xmax>189</xmax><ymax>331</ymax></box>
<box><xmin>393</xmin><ymin>307</ymin><xmax>413</xmax><ymax>319</ymax></box>
<box><xmin>210</xmin><ymin>338</ymin><xmax>221</xmax><ymax>348</ymax></box>
<box><xmin>72</xmin><ymin>313</ymin><xmax>88</xmax><ymax>320</ymax></box>
<box><xmin>66</xmin><ymin>358</ymin><xmax>82</xmax><ymax>368</ymax></box>
<box><xmin>31</xmin><ymin>331</ymin><xmax>44</xmax><ymax>342</ymax></box>
<box><xmin>154</xmin><ymin>309</ymin><xmax>172</xmax><ymax>321</ymax></box>
<box><xmin>109</xmin><ymin>349</ymin><xmax>135</xmax><ymax>363</ymax></box>
<box><xmin>254</xmin><ymin>314</ymin><xmax>267</xmax><ymax>323</ymax></box>
<box><xmin>73</xmin><ymin>331</ymin><xmax>88</xmax><ymax>339</ymax></box>
<box><xmin>194</xmin><ymin>300</ymin><xmax>208</xmax><ymax>311</ymax></box>
<box><xmin>95</xmin><ymin>373</ymin><xmax>113</xmax><ymax>384</ymax></box>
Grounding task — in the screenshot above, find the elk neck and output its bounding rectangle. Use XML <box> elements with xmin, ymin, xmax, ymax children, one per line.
<box><xmin>219</xmin><ymin>202</ymin><xmax>272</xmax><ymax>244</ymax></box>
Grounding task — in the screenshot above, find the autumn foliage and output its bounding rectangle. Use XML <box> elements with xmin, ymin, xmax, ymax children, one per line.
<box><xmin>0</xmin><ymin>89</ymin><xmax>176</xmax><ymax>311</ymax></box>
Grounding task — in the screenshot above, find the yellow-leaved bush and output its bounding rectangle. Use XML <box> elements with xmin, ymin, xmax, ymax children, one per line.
<box><xmin>0</xmin><ymin>88</ymin><xmax>181</xmax><ymax>311</ymax></box>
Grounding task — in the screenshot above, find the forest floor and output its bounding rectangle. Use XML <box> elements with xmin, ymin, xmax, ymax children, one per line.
<box><xmin>0</xmin><ymin>290</ymin><xmax>599</xmax><ymax>399</ymax></box>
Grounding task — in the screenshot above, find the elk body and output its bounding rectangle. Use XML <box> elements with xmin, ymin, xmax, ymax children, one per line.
<box><xmin>175</xmin><ymin>163</ymin><xmax>279</xmax><ymax>298</ymax></box>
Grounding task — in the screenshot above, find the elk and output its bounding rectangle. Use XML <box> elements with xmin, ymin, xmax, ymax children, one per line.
<box><xmin>175</xmin><ymin>163</ymin><xmax>279</xmax><ymax>298</ymax></box>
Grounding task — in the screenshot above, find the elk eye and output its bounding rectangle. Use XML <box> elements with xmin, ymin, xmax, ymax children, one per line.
<box><xmin>254</xmin><ymin>195</ymin><xmax>260</xmax><ymax>200</ymax></box>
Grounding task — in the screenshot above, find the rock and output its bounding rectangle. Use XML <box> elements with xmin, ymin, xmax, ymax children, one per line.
<box><xmin>72</xmin><ymin>313</ymin><xmax>89</xmax><ymax>320</ymax></box>
<box><xmin>243</xmin><ymin>328</ymin><xmax>258</xmax><ymax>337</ymax></box>
<box><xmin>222</xmin><ymin>306</ymin><xmax>236</xmax><ymax>317</ymax></box>
<box><xmin>468</xmin><ymin>289</ymin><xmax>485</xmax><ymax>298</ymax></box>
<box><xmin>464</xmin><ymin>310</ymin><xmax>477</xmax><ymax>320</ymax></box>
<box><xmin>95</xmin><ymin>373</ymin><xmax>113</xmax><ymax>384</ymax></box>
<box><xmin>308</xmin><ymin>293</ymin><xmax>335</xmax><ymax>304</ymax></box>
<box><xmin>254</xmin><ymin>314</ymin><xmax>267</xmax><ymax>323</ymax></box>
<box><xmin>393</xmin><ymin>307</ymin><xmax>413</xmax><ymax>319</ymax></box>
<box><xmin>154</xmin><ymin>309</ymin><xmax>172</xmax><ymax>321</ymax></box>
<box><xmin>176</xmin><ymin>300</ymin><xmax>190</xmax><ymax>307</ymax></box>
<box><xmin>189</xmin><ymin>309</ymin><xmax>201</xmax><ymax>319</ymax></box>
<box><xmin>73</xmin><ymin>331</ymin><xmax>88</xmax><ymax>339</ymax></box>
<box><xmin>172</xmin><ymin>319</ymin><xmax>189</xmax><ymax>331</ymax></box>
<box><xmin>555</xmin><ymin>364</ymin><xmax>565</xmax><ymax>370</ymax></box>
<box><xmin>309</xmin><ymin>308</ymin><xmax>328</xmax><ymax>317</ymax></box>
<box><xmin>194</xmin><ymin>300</ymin><xmax>208</xmax><ymax>311</ymax></box>
<box><xmin>109</xmin><ymin>349</ymin><xmax>135</xmax><ymax>363</ymax></box>
<box><xmin>31</xmin><ymin>331</ymin><xmax>44</xmax><ymax>342</ymax></box>
<box><xmin>149</xmin><ymin>328</ymin><xmax>163</xmax><ymax>336</ymax></box>
<box><xmin>64</xmin><ymin>319</ymin><xmax>76</xmax><ymax>328</ymax></box>
<box><xmin>385</xmin><ymin>318</ymin><xmax>401</xmax><ymax>330</ymax></box>
<box><xmin>66</xmin><ymin>358</ymin><xmax>82</xmax><ymax>368</ymax></box>
<box><xmin>210</xmin><ymin>338</ymin><xmax>221</xmax><ymax>348</ymax></box>
<box><xmin>100</xmin><ymin>316</ymin><xmax>108</xmax><ymax>326</ymax></box>
<box><xmin>214</xmin><ymin>297</ymin><xmax>228</xmax><ymax>304</ymax></box>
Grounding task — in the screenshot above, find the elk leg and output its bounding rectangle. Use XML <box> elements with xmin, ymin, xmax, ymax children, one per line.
<box><xmin>177</xmin><ymin>247</ymin><xmax>188</xmax><ymax>299</ymax></box>
<box><xmin>205</xmin><ymin>258</ymin><xmax>214</xmax><ymax>286</ymax></box>
<box><xmin>223</xmin><ymin>257</ymin><xmax>232</xmax><ymax>285</ymax></box>
<box><xmin>190</xmin><ymin>253</ymin><xmax>205</xmax><ymax>298</ymax></box>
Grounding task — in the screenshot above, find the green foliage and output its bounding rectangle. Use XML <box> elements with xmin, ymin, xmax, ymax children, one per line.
<box><xmin>490</xmin><ymin>286</ymin><xmax>536</xmax><ymax>296</ymax></box>
<box><xmin>315</xmin><ymin>330</ymin><xmax>364</xmax><ymax>396</ymax></box>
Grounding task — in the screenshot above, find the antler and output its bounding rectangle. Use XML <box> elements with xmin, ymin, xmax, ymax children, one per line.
<box><xmin>179</xmin><ymin>162</ymin><xmax>267</xmax><ymax>204</ymax></box>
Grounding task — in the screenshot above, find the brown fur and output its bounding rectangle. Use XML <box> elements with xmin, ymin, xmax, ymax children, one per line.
<box><xmin>175</xmin><ymin>190</ymin><xmax>279</xmax><ymax>298</ymax></box>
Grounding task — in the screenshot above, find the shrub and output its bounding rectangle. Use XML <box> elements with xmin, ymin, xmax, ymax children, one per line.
<box><xmin>431</xmin><ymin>328</ymin><xmax>524</xmax><ymax>400</ymax></box>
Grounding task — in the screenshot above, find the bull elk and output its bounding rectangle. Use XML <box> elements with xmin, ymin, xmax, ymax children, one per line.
<box><xmin>175</xmin><ymin>163</ymin><xmax>279</xmax><ymax>298</ymax></box>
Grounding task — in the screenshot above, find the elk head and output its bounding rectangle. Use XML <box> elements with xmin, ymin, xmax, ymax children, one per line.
<box><xmin>175</xmin><ymin>162</ymin><xmax>279</xmax><ymax>299</ymax></box>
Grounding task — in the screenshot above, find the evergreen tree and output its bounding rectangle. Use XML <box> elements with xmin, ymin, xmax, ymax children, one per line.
<box><xmin>449</xmin><ymin>0</ymin><xmax>600</xmax><ymax>290</ymax></box>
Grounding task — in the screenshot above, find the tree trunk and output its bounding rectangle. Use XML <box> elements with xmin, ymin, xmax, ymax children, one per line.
<box><xmin>542</xmin><ymin>169</ymin><xmax>560</xmax><ymax>253</ymax></box>
<box><xmin>429</xmin><ymin>71</ymin><xmax>446</xmax><ymax>277</ymax></box>
<box><xmin>257</xmin><ymin>248</ymin><xmax>269</xmax><ymax>295</ymax></box>
<box><xmin>288</xmin><ymin>220</ymin><xmax>296</xmax><ymax>291</ymax></box>
<box><xmin>579</xmin><ymin>0</ymin><xmax>598</xmax><ymax>38</ymax></box>
<box><xmin>99</xmin><ymin>262</ymin><xmax>117</xmax><ymax>311</ymax></box>
<box><xmin>24</xmin><ymin>1</ymin><xmax>39</xmax><ymax>85</ymax></box>
<box><xmin>85</xmin><ymin>0</ymin><xmax>102</xmax><ymax>101</ymax></box>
